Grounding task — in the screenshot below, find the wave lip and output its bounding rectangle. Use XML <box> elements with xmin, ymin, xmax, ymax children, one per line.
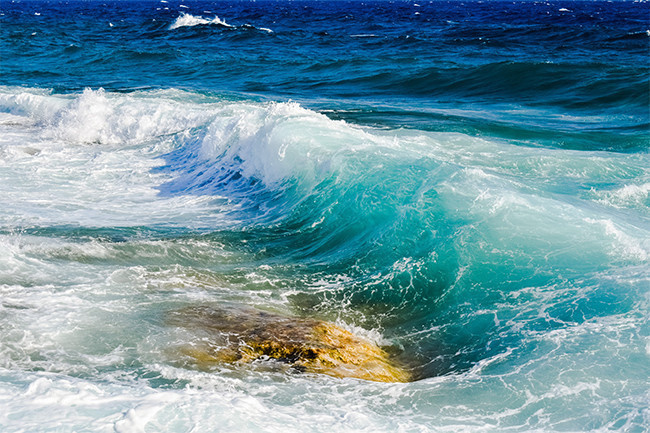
<box><xmin>169</xmin><ymin>13</ymin><xmax>233</xmax><ymax>30</ymax></box>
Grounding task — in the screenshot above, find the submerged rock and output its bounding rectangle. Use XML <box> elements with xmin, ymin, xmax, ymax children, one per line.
<box><xmin>166</xmin><ymin>304</ymin><xmax>410</xmax><ymax>383</ymax></box>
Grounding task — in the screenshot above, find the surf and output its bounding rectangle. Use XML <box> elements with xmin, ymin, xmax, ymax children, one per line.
<box><xmin>0</xmin><ymin>0</ymin><xmax>648</xmax><ymax>426</ymax></box>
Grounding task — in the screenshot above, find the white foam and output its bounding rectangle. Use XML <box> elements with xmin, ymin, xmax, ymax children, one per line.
<box><xmin>49</xmin><ymin>88</ymin><xmax>218</xmax><ymax>146</ymax></box>
<box><xmin>593</xmin><ymin>182</ymin><xmax>650</xmax><ymax>210</ymax></box>
<box><xmin>0</xmin><ymin>86</ymin><xmax>68</xmax><ymax>123</ymax></box>
<box><xmin>0</xmin><ymin>88</ymin><xmax>230</xmax><ymax>228</ymax></box>
<box><xmin>0</xmin><ymin>370</ymin><xmax>428</xmax><ymax>433</ymax></box>
<box><xmin>114</xmin><ymin>393</ymin><xmax>183</xmax><ymax>433</ymax></box>
<box><xmin>584</xmin><ymin>218</ymin><xmax>649</xmax><ymax>262</ymax></box>
<box><xmin>169</xmin><ymin>13</ymin><xmax>233</xmax><ymax>30</ymax></box>
<box><xmin>197</xmin><ymin>101</ymin><xmax>386</xmax><ymax>188</ymax></box>
<box><xmin>0</xmin><ymin>112</ymin><xmax>34</xmax><ymax>127</ymax></box>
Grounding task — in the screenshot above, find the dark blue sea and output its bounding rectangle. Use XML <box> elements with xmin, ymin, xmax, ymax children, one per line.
<box><xmin>0</xmin><ymin>0</ymin><xmax>649</xmax><ymax>431</ymax></box>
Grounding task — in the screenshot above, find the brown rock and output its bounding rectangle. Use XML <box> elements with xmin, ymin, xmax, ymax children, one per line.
<box><xmin>166</xmin><ymin>304</ymin><xmax>410</xmax><ymax>383</ymax></box>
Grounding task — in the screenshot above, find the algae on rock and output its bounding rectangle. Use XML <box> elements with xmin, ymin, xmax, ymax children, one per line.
<box><xmin>166</xmin><ymin>304</ymin><xmax>410</xmax><ymax>383</ymax></box>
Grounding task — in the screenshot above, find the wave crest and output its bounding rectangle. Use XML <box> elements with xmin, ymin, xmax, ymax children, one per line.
<box><xmin>169</xmin><ymin>13</ymin><xmax>233</xmax><ymax>30</ymax></box>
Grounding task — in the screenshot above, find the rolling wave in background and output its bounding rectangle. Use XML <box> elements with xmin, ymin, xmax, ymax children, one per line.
<box><xmin>0</xmin><ymin>0</ymin><xmax>648</xmax><ymax>431</ymax></box>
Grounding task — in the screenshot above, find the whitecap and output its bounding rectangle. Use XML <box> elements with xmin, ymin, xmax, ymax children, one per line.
<box><xmin>169</xmin><ymin>13</ymin><xmax>233</xmax><ymax>30</ymax></box>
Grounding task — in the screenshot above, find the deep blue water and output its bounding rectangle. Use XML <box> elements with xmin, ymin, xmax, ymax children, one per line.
<box><xmin>2</xmin><ymin>0</ymin><xmax>649</xmax><ymax>149</ymax></box>
<box><xmin>0</xmin><ymin>1</ymin><xmax>649</xmax><ymax>432</ymax></box>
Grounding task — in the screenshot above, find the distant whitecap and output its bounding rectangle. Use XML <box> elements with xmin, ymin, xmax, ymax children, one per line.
<box><xmin>169</xmin><ymin>13</ymin><xmax>233</xmax><ymax>30</ymax></box>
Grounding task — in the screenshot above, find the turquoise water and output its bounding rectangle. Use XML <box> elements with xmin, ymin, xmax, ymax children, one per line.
<box><xmin>0</xmin><ymin>1</ymin><xmax>649</xmax><ymax>431</ymax></box>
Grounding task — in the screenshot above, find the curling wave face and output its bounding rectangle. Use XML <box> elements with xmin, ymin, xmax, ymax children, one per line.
<box><xmin>0</xmin><ymin>85</ymin><xmax>648</xmax><ymax>431</ymax></box>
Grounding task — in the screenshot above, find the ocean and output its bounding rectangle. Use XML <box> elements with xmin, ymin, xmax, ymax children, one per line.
<box><xmin>0</xmin><ymin>0</ymin><xmax>649</xmax><ymax>431</ymax></box>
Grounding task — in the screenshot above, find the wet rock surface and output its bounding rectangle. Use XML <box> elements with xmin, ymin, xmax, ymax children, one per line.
<box><xmin>167</xmin><ymin>304</ymin><xmax>411</xmax><ymax>382</ymax></box>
